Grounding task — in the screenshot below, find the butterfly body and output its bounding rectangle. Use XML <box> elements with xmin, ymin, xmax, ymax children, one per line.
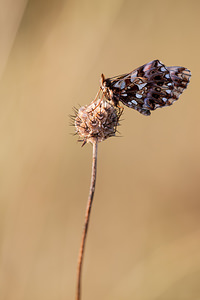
<box><xmin>100</xmin><ymin>60</ymin><xmax>191</xmax><ymax>116</ymax></box>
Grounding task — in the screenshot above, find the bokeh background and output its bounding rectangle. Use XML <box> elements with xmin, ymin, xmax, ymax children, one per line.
<box><xmin>0</xmin><ymin>0</ymin><xmax>200</xmax><ymax>299</ymax></box>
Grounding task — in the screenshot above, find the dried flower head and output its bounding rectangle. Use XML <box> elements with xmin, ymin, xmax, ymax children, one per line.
<box><xmin>74</xmin><ymin>99</ymin><xmax>122</xmax><ymax>146</ymax></box>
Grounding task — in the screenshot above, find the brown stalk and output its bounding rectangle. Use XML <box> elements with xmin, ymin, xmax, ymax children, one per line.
<box><xmin>76</xmin><ymin>139</ymin><xmax>98</xmax><ymax>300</ymax></box>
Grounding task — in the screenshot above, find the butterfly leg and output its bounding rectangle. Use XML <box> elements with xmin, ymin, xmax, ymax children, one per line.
<box><xmin>91</xmin><ymin>88</ymin><xmax>101</xmax><ymax>105</ymax></box>
<box><xmin>117</xmin><ymin>104</ymin><xmax>124</xmax><ymax>110</ymax></box>
<box><xmin>117</xmin><ymin>105</ymin><xmax>124</xmax><ymax>120</ymax></box>
<box><xmin>90</xmin><ymin>91</ymin><xmax>105</xmax><ymax>112</ymax></box>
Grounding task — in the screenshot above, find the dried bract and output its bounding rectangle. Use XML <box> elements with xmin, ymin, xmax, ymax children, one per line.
<box><xmin>74</xmin><ymin>100</ymin><xmax>122</xmax><ymax>146</ymax></box>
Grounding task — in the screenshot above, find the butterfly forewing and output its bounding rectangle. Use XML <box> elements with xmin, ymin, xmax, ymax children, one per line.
<box><xmin>101</xmin><ymin>60</ymin><xmax>191</xmax><ymax>116</ymax></box>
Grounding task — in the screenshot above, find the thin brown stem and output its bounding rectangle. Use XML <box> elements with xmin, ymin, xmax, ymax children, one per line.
<box><xmin>76</xmin><ymin>140</ymin><xmax>98</xmax><ymax>300</ymax></box>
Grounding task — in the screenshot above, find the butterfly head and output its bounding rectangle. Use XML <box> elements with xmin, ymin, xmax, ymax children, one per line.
<box><xmin>100</xmin><ymin>73</ymin><xmax>111</xmax><ymax>87</ymax></box>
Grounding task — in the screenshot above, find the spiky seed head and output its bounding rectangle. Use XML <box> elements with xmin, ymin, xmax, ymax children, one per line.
<box><xmin>74</xmin><ymin>100</ymin><xmax>122</xmax><ymax>146</ymax></box>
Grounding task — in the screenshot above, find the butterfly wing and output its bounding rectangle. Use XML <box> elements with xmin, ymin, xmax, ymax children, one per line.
<box><xmin>166</xmin><ymin>66</ymin><xmax>191</xmax><ymax>105</ymax></box>
<box><xmin>107</xmin><ymin>60</ymin><xmax>191</xmax><ymax>116</ymax></box>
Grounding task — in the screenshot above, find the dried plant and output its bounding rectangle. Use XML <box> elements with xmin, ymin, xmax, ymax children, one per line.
<box><xmin>72</xmin><ymin>99</ymin><xmax>122</xmax><ymax>300</ymax></box>
<box><xmin>72</xmin><ymin>59</ymin><xmax>191</xmax><ymax>300</ymax></box>
<box><xmin>74</xmin><ymin>99</ymin><xmax>122</xmax><ymax>146</ymax></box>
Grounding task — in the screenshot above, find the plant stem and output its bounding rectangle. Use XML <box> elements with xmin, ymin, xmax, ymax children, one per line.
<box><xmin>76</xmin><ymin>140</ymin><xmax>98</xmax><ymax>300</ymax></box>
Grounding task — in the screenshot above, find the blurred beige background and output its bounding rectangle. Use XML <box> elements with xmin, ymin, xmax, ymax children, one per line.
<box><xmin>0</xmin><ymin>0</ymin><xmax>200</xmax><ymax>299</ymax></box>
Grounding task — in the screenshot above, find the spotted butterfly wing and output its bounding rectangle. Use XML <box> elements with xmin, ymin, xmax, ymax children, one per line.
<box><xmin>101</xmin><ymin>60</ymin><xmax>191</xmax><ymax>116</ymax></box>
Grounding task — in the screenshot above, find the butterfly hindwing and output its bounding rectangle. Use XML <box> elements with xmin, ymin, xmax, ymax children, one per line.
<box><xmin>166</xmin><ymin>66</ymin><xmax>191</xmax><ymax>105</ymax></box>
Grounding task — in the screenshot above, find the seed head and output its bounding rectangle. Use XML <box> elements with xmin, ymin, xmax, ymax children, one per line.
<box><xmin>74</xmin><ymin>100</ymin><xmax>122</xmax><ymax>146</ymax></box>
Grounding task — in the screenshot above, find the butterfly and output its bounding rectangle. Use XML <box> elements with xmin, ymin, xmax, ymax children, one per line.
<box><xmin>100</xmin><ymin>59</ymin><xmax>191</xmax><ymax>116</ymax></box>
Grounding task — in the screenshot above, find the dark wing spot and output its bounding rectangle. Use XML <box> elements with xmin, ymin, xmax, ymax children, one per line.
<box><xmin>154</xmin><ymin>75</ymin><xmax>162</xmax><ymax>81</ymax></box>
<box><xmin>152</xmin><ymin>93</ymin><xmax>159</xmax><ymax>99</ymax></box>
